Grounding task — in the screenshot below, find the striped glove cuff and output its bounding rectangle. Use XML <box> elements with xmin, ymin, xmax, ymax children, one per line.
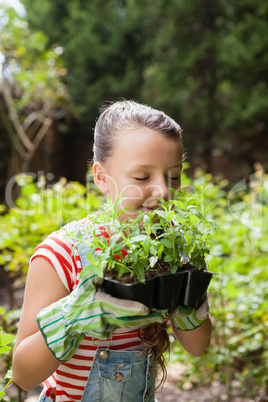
<box><xmin>170</xmin><ymin>296</ymin><xmax>210</xmax><ymax>331</ymax></box>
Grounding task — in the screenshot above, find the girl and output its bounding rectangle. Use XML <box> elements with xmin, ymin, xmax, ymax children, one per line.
<box><xmin>12</xmin><ymin>100</ymin><xmax>212</xmax><ymax>402</ymax></box>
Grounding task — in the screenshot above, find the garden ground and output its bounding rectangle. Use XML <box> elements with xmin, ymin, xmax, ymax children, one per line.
<box><xmin>4</xmin><ymin>367</ymin><xmax>267</xmax><ymax>402</ymax></box>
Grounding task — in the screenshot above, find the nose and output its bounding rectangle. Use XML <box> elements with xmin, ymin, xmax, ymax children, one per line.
<box><xmin>150</xmin><ymin>177</ymin><xmax>169</xmax><ymax>200</ymax></box>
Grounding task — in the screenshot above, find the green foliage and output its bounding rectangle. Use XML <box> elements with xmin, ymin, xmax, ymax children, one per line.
<box><xmin>0</xmin><ymin>332</ymin><xmax>15</xmax><ymax>357</ymax></box>
<box><xmin>71</xmin><ymin>190</ymin><xmax>215</xmax><ymax>284</ymax></box>
<box><xmin>21</xmin><ymin>0</ymin><xmax>157</xmax><ymax>123</ymax></box>
<box><xmin>20</xmin><ymin>0</ymin><xmax>268</xmax><ymax>165</ymax></box>
<box><xmin>167</xmin><ymin>167</ymin><xmax>268</xmax><ymax>398</ymax></box>
<box><xmin>0</xmin><ymin>329</ymin><xmax>15</xmax><ymax>399</ymax></box>
<box><xmin>0</xmin><ymin>2</ymin><xmax>68</xmax><ymax>112</ymax></box>
<box><xmin>0</xmin><ymin>174</ymin><xmax>100</xmax><ymax>278</ymax></box>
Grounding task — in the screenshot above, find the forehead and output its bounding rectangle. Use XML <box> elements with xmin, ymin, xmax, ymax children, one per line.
<box><xmin>108</xmin><ymin>127</ymin><xmax>182</xmax><ymax>167</ymax></box>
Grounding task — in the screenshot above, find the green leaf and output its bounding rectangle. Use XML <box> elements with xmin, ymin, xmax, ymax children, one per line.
<box><xmin>188</xmin><ymin>207</ymin><xmax>203</xmax><ymax>220</ymax></box>
<box><xmin>164</xmin><ymin>254</ymin><xmax>173</xmax><ymax>262</ymax></box>
<box><xmin>157</xmin><ymin>243</ymin><xmax>164</xmax><ymax>259</ymax></box>
<box><xmin>117</xmin><ymin>206</ymin><xmax>131</xmax><ymax>216</ymax></box>
<box><xmin>155</xmin><ymin>210</ymin><xmax>167</xmax><ymax>219</ymax></box>
<box><xmin>130</xmin><ymin>250</ymin><xmax>138</xmax><ymax>264</ymax></box>
<box><xmin>170</xmin><ymin>262</ymin><xmax>178</xmax><ymax>274</ymax></box>
<box><xmin>80</xmin><ymin>263</ymin><xmax>96</xmax><ymax>278</ymax></box>
<box><xmin>0</xmin><ymin>375</ymin><xmax>13</xmax><ymax>398</ymax></box>
<box><xmin>143</xmin><ymin>214</ymin><xmax>151</xmax><ymax>231</ymax></box>
<box><xmin>0</xmin><ymin>333</ymin><xmax>15</xmax><ymax>346</ymax></box>
<box><xmin>206</xmin><ymin>216</ymin><xmax>218</xmax><ymax>230</ymax></box>
<box><xmin>5</xmin><ymin>369</ymin><xmax>13</xmax><ymax>380</ymax></box>
<box><xmin>131</xmin><ymin>235</ymin><xmax>147</xmax><ymax>243</ymax></box>
<box><xmin>133</xmin><ymin>262</ymin><xmax>145</xmax><ymax>283</ymax></box>
<box><xmin>149</xmin><ymin>256</ymin><xmax>158</xmax><ymax>268</ymax></box>
<box><xmin>143</xmin><ymin>235</ymin><xmax>151</xmax><ymax>255</ymax></box>
<box><xmin>160</xmin><ymin>238</ymin><xmax>173</xmax><ymax>248</ymax></box>
<box><xmin>0</xmin><ymin>346</ymin><xmax>11</xmax><ymax>354</ymax></box>
<box><xmin>176</xmin><ymin>210</ymin><xmax>188</xmax><ymax>219</ymax></box>
<box><xmin>133</xmin><ymin>212</ymin><xmax>146</xmax><ymax>224</ymax></box>
<box><xmin>95</xmin><ymin>264</ymin><xmax>105</xmax><ymax>278</ymax></box>
<box><xmin>85</xmin><ymin>250</ymin><xmax>97</xmax><ymax>265</ymax></box>
<box><xmin>109</xmin><ymin>233</ymin><xmax>122</xmax><ymax>249</ymax></box>
<box><xmin>117</xmin><ymin>264</ymin><xmax>129</xmax><ymax>277</ymax></box>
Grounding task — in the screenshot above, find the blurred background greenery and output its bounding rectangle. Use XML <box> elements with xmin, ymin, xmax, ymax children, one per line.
<box><xmin>0</xmin><ymin>0</ymin><xmax>268</xmax><ymax>400</ymax></box>
<box><xmin>1</xmin><ymin>0</ymin><xmax>268</xmax><ymax>193</ymax></box>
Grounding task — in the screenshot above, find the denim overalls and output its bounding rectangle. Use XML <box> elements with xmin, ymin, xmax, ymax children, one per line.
<box><xmin>81</xmin><ymin>348</ymin><xmax>157</xmax><ymax>401</ymax></box>
<box><xmin>39</xmin><ymin>237</ymin><xmax>158</xmax><ymax>401</ymax></box>
<box><xmin>78</xmin><ymin>241</ymin><xmax>158</xmax><ymax>402</ymax></box>
<box><xmin>39</xmin><ymin>349</ymin><xmax>157</xmax><ymax>402</ymax></box>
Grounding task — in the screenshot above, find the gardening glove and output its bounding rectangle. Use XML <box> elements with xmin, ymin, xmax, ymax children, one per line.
<box><xmin>36</xmin><ymin>263</ymin><xmax>164</xmax><ymax>362</ymax></box>
<box><xmin>169</xmin><ymin>295</ymin><xmax>210</xmax><ymax>331</ymax></box>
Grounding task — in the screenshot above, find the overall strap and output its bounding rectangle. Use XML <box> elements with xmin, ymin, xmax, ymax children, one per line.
<box><xmin>74</xmin><ymin>230</ymin><xmax>98</xmax><ymax>270</ymax></box>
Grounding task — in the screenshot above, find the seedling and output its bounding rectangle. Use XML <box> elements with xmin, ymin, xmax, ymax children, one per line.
<box><xmin>73</xmin><ymin>190</ymin><xmax>216</xmax><ymax>284</ymax></box>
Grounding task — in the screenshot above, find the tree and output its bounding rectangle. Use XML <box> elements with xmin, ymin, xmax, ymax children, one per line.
<box><xmin>0</xmin><ymin>3</ymin><xmax>69</xmax><ymax>182</ymax></box>
<box><xmin>21</xmin><ymin>0</ymin><xmax>158</xmax><ymax>131</ymax></box>
<box><xmin>140</xmin><ymin>0</ymin><xmax>268</xmax><ymax>169</ymax></box>
<box><xmin>21</xmin><ymin>0</ymin><xmax>268</xmax><ymax>172</ymax></box>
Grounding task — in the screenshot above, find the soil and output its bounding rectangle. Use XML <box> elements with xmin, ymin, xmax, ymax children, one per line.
<box><xmin>105</xmin><ymin>261</ymin><xmax>199</xmax><ymax>284</ymax></box>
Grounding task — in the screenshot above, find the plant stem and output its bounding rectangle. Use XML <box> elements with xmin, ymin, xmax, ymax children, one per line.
<box><xmin>169</xmin><ymin>221</ymin><xmax>175</xmax><ymax>259</ymax></box>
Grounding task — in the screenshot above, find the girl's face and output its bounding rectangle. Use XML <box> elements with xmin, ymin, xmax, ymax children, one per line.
<box><xmin>94</xmin><ymin>127</ymin><xmax>183</xmax><ymax>222</ymax></box>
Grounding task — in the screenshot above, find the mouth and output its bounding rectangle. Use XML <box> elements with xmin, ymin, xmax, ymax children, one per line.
<box><xmin>141</xmin><ymin>205</ymin><xmax>160</xmax><ymax>212</ymax></box>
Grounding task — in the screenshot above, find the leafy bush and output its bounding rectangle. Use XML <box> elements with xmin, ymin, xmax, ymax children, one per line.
<box><xmin>0</xmin><ymin>174</ymin><xmax>101</xmax><ymax>279</ymax></box>
<box><xmin>168</xmin><ymin>166</ymin><xmax>268</xmax><ymax>398</ymax></box>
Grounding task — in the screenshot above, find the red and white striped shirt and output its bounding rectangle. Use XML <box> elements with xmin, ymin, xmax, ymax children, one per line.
<box><xmin>31</xmin><ymin>216</ymin><xmax>144</xmax><ymax>402</ymax></box>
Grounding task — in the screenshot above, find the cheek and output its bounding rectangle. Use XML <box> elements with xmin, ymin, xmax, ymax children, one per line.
<box><xmin>104</xmin><ymin>174</ymin><xmax>120</xmax><ymax>198</ymax></box>
<box><xmin>115</xmin><ymin>184</ymin><xmax>148</xmax><ymax>213</ymax></box>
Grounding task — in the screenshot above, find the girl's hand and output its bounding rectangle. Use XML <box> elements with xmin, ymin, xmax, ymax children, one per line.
<box><xmin>168</xmin><ymin>296</ymin><xmax>210</xmax><ymax>331</ymax></box>
<box><xmin>36</xmin><ymin>262</ymin><xmax>164</xmax><ymax>362</ymax></box>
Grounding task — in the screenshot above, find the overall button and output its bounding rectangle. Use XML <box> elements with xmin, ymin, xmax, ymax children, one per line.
<box><xmin>115</xmin><ymin>362</ymin><xmax>125</xmax><ymax>380</ymax></box>
<box><xmin>145</xmin><ymin>390</ymin><xmax>150</xmax><ymax>399</ymax></box>
<box><xmin>100</xmin><ymin>350</ymin><xmax>108</xmax><ymax>359</ymax></box>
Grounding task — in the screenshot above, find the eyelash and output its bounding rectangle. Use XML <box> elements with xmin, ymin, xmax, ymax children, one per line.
<box><xmin>134</xmin><ymin>177</ymin><xmax>179</xmax><ymax>182</ymax></box>
<box><xmin>134</xmin><ymin>177</ymin><xmax>149</xmax><ymax>181</ymax></box>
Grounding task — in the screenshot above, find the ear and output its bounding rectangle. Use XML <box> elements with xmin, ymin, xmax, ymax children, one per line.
<box><xmin>93</xmin><ymin>162</ymin><xmax>109</xmax><ymax>194</ymax></box>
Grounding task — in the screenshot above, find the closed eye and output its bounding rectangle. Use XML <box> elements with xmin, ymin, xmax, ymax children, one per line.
<box><xmin>134</xmin><ymin>177</ymin><xmax>149</xmax><ymax>181</ymax></box>
<box><xmin>167</xmin><ymin>177</ymin><xmax>179</xmax><ymax>181</ymax></box>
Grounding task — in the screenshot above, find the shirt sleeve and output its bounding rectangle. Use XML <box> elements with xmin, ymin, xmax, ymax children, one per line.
<box><xmin>30</xmin><ymin>227</ymin><xmax>82</xmax><ymax>292</ymax></box>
